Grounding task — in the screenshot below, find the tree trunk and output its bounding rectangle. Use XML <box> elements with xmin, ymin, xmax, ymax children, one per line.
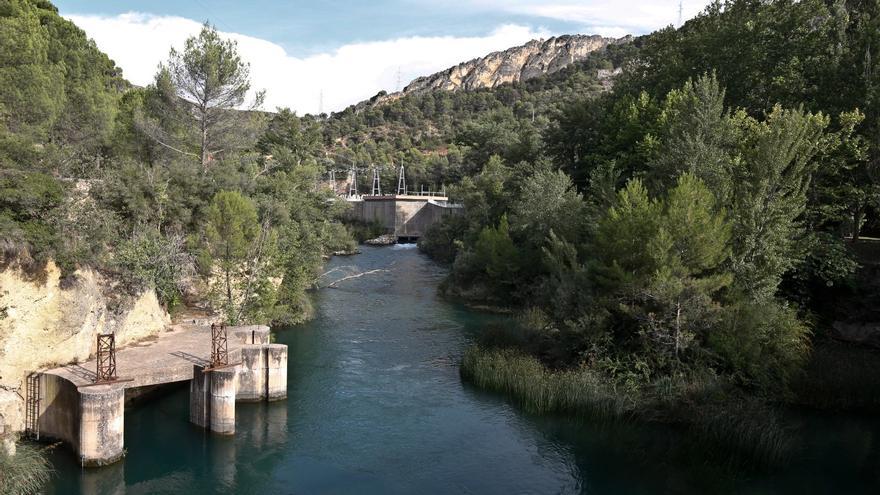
<box><xmin>852</xmin><ymin>204</ymin><xmax>864</xmax><ymax>242</ymax></box>
<box><xmin>201</xmin><ymin>125</ymin><xmax>209</xmax><ymax>172</ymax></box>
<box><xmin>225</xmin><ymin>242</ymin><xmax>233</xmax><ymax>310</ymax></box>
<box><xmin>674</xmin><ymin>302</ymin><xmax>682</xmax><ymax>359</ymax></box>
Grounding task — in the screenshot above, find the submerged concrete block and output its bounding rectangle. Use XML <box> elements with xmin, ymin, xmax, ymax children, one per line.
<box><xmin>266</xmin><ymin>344</ymin><xmax>288</xmax><ymax>401</ymax></box>
<box><xmin>190</xmin><ymin>364</ymin><xmax>238</xmax><ymax>435</ymax></box>
<box><xmin>78</xmin><ymin>385</ymin><xmax>125</xmax><ymax>467</ymax></box>
<box><xmin>209</xmin><ymin>366</ymin><xmax>238</xmax><ymax>435</ymax></box>
<box><xmin>237</xmin><ymin>345</ymin><xmax>267</xmax><ymax>402</ymax></box>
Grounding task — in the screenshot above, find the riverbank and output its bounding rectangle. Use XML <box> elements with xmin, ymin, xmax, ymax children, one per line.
<box><xmin>460</xmin><ymin>332</ymin><xmax>880</xmax><ymax>472</ymax></box>
<box><xmin>34</xmin><ymin>246</ymin><xmax>880</xmax><ymax>493</ymax></box>
<box><xmin>460</xmin><ymin>346</ymin><xmax>796</xmax><ymax>468</ymax></box>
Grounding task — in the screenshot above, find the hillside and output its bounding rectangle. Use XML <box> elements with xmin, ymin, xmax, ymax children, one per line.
<box><xmin>319</xmin><ymin>35</ymin><xmax>638</xmax><ymax>192</ymax></box>
<box><xmin>396</xmin><ymin>34</ymin><xmax>628</xmax><ymax>97</ymax></box>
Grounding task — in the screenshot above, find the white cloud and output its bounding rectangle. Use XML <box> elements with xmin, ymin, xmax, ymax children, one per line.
<box><xmin>425</xmin><ymin>0</ymin><xmax>712</xmax><ymax>36</ymax></box>
<box><xmin>66</xmin><ymin>12</ymin><xmax>551</xmax><ymax>114</ymax></box>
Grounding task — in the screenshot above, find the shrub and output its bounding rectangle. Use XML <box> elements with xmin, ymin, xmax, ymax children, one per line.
<box><xmin>708</xmin><ymin>300</ymin><xmax>811</xmax><ymax>393</ymax></box>
<box><xmin>113</xmin><ymin>230</ymin><xmax>194</xmax><ymax>312</ymax></box>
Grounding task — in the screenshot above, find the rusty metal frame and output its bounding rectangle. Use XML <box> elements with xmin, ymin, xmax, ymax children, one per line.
<box><xmin>211</xmin><ymin>323</ymin><xmax>229</xmax><ymax>367</ymax></box>
<box><xmin>95</xmin><ymin>333</ymin><xmax>117</xmax><ymax>383</ymax></box>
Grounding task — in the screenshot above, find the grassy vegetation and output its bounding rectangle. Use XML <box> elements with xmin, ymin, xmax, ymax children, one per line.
<box><xmin>461</xmin><ymin>345</ymin><xmax>797</xmax><ymax>469</ymax></box>
<box><xmin>461</xmin><ymin>346</ymin><xmax>634</xmax><ymax>422</ymax></box>
<box><xmin>0</xmin><ymin>443</ymin><xmax>52</xmax><ymax>495</ymax></box>
<box><xmin>343</xmin><ymin>219</ymin><xmax>387</xmax><ymax>244</ymax></box>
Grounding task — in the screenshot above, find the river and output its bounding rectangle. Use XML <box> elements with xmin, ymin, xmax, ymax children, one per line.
<box><xmin>45</xmin><ymin>245</ymin><xmax>880</xmax><ymax>494</ymax></box>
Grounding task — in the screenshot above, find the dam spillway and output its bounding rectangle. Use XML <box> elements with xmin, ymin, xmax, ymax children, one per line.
<box><xmin>30</xmin><ymin>324</ymin><xmax>287</xmax><ymax>466</ymax></box>
<box><xmin>346</xmin><ymin>194</ymin><xmax>462</xmax><ymax>242</ymax></box>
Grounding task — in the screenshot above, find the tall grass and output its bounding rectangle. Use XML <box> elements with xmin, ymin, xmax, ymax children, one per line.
<box><xmin>690</xmin><ymin>398</ymin><xmax>795</xmax><ymax>468</ymax></box>
<box><xmin>0</xmin><ymin>442</ymin><xmax>52</xmax><ymax>495</ymax></box>
<box><xmin>461</xmin><ymin>346</ymin><xmax>636</xmax><ymax>422</ymax></box>
<box><xmin>461</xmin><ymin>345</ymin><xmax>795</xmax><ymax>468</ymax></box>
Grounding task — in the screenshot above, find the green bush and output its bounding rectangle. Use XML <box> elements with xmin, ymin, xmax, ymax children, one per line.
<box><xmin>113</xmin><ymin>230</ymin><xmax>194</xmax><ymax>312</ymax></box>
<box><xmin>708</xmin><ymin>300</ymin><xmax>811</xmax><ymax>393</ymax></box>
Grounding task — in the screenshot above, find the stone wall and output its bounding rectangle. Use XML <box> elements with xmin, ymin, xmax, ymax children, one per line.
<box><xmin>0</xmin><ymin>261</ymin><xmax>170</xmax><ymax>434</ymax></box>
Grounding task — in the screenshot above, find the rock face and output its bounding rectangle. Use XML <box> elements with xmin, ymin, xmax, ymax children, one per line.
<box><xmin>400</xmin><ymin>34</ymin><xmax>628</xmax><ymax>96</ymax></box>
<box><xmin>0</xmin><ymin>261</ymin><xmax>170</xmax><ymax>434</ymax></box>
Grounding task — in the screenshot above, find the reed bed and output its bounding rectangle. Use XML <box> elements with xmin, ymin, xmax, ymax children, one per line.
<box><xmin>0</xmin><ymin>442</ymin><xmax>52</xmax><ymax>495</ymax></box>
<box><xmin>461</xmin><ymin>345</ymin><xmax>795</xmax><ymax>469</ymax></box>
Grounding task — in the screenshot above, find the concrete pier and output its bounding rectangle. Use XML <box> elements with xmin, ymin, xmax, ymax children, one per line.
<box><xmin>209</xmin><ymin>366</ymin><xmax>238</xmax><ymax>434</ymax></box>
<box><xmin>78</xmin><ymin>385</ymin><xmax>125</xmax><ymax>466</ymax></box>
<box><xmin>266</xmin><ymin>344</ymin><xmax>288</xmax><ymax>401</ymax></box>
<box><xmin>38</xmin><ymin>324</ymin><xmax>287</xmax><ymax>466</ymax></box>
<box><xmin>237</xmin><ymin>345</ymin><xmax>267</xmax><ymax>402</ymax></box>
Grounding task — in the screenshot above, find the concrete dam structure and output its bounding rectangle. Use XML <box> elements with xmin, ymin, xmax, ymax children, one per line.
<box><xmin>27</xmin><ymin>324</ymin><xmax>287</xmax><ymax>466</ymax></box>
<box><xmin>347</xmin><ymin>194</ymin><xmax>462</xmax><ymax>242</ymax></box>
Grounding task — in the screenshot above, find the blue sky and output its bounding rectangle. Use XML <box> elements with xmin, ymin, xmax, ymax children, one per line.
<box><xmin>55</xmin><ymin>1</ymin><xmax>710</xmax><ymax>113</ymax></box>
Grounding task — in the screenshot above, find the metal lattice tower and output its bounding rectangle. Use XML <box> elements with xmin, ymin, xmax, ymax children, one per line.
<box><xmin>371</xmin><ymin>167</ymin><xmax>382</xmax><ymax>196</ymax></box>
<box><xmin>348</xmin><ymin>167</ymin><xmax>358</xmax><ymax>197</ymax></box>
<box><xmin>397</xmin><ymin>165</ymin><xmax>406</xmax><ymax>195</ymax></box>
<box><xmin>96</xmin><ymin>334</ymin><xmax>118</xmax><ymax>383</ymax></box>
<box><xmin>211</xmin><ymin>323</ymin><xmax>229</xmax><ymax>367</ymax></box>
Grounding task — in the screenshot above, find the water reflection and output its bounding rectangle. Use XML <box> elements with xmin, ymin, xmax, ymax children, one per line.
<box><xmin>78</xmin><ymin>459</ymin><xmax>124</xmax><ymax>495</ymax></box>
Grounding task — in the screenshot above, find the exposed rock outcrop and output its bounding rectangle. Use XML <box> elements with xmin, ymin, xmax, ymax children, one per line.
<box><xmin>364</xmin><ymin>234</ymin><xmax>396</xmax><ymax>246</ymax></box>
<box><xmin>396</xmin><ymin>34</ymin><xmax>629</xmax><ymax>97</ymax></box>
<box><xmin>0</xmin><ymin>261</ymin><xmax>170</xmax><ymax>434</ymax></box>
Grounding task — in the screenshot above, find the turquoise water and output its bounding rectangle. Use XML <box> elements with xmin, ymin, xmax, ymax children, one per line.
<box><xmin>45</xmin><ymin>246</ymin><xmax>880</xmax><ymax>494</ymax></box>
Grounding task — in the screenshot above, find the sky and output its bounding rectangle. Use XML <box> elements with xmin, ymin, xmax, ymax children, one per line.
<box><xmin>55</xmin><ymin>1</ymin><xmax>711</xmax><ymax>114</ymax></box>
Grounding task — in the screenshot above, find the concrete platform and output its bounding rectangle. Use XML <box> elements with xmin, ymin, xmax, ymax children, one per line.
<box><xmin>35</xmin><ymin>324</ymin><xmax>281</xmax><ymax>466</ymax></box>
<box><xmin>44</xmin><ymin>324</ymin><xmax>270</xmax><ymax>388</ymax></box>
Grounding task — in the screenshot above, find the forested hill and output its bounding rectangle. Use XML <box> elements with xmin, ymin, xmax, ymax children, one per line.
<box><xmin>409</xmin><ymin>0</ymin><xmax>880</xmax><ymax>435</ymax></box>
<box><xmin>320</xmin><ymin>35</ymin><xmax>637</xmax><ymax>193</ymax></box>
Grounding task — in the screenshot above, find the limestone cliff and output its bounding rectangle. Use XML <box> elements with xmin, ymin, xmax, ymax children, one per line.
<box><xmin>397</xmin><ymin>34</ymin><xmax>628</xmax><ymax>97</ymax></box>
<box><xmin>0</xmin><ymin>261</ymin><xmax>170</xmax><ymax>434</ymax></box>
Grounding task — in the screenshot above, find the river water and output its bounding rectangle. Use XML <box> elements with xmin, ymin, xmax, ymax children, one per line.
<box><xmin>45</xmin><ymin>246</ymin><xmax>880</xmax><ymax>494</ymax></box>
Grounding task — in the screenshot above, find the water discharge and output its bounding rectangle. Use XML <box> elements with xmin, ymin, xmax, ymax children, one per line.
<box><xmin>45</xmin><ymin>246</ymin><xmax>880</xmax><ymax>494</ymax></box>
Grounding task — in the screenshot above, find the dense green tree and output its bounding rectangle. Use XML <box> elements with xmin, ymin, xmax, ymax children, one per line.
<box><xmin>161</xmin><ymin>23</ymin><xmax>265</xmax><ymax>171</ymax></box>
<box><xmin>204</xmin><ymin>190</ymin><xmax>259</xmax><ymax>317</ymax></box>
<box><xmin>509</xmin><ymin>168</ymin><xmax>585</xmax><ymax>246</ymax></box>
<box><xmin>728</xmin><ymin>106</ymin><xmax>829</xmax><ymax>301</ymax></box>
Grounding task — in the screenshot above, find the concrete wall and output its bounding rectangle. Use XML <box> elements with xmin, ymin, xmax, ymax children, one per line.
<box><xmin>190</xmin><ymin>366</ymin><xmax>210</xmax><ymax>429</ymax></box>
<box><xmin>37</xmin><ymin>374</ymin><xmax>125</xmax><ymax>466</ymax></box>
<box><xmin>37</xmin><ymin>373</ymin><xmax>79</xmax><ymax>450</ymax></box>
<box><xmin>348</xmin><ymin>197</ymin><xmax>462</xmax><ymax>239</ymax></box>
